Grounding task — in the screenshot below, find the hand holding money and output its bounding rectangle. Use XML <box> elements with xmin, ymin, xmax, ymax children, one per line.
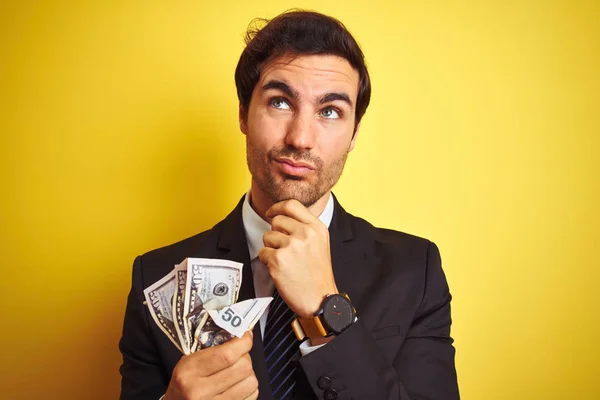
<box><xmin>164</xmin><ymin>331</ymin><xmax>259</xmax><ymax>400</ymax></box>
<box><xmin>143</xmin><ymin>258</ymin><xmax>272</xmax><ymax>355</ymax></box>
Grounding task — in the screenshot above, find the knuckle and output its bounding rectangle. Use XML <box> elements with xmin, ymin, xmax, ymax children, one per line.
<box><xmin>248</xmin><ymin>374</ymin><xmax>259</xmax><ymax>391</ymax></box>
<box><xmin>257</xmin><ymin>247</ymin><xmax>266</xmax><ymax>259</ymax></box>
<box><xmin>273</xmin><ymin>251</ymin><xmax>284</xmax><ymax>265</ymax></box>
<box><xmin>172</xmin><ymin>372</ymin><xmax>186</xmax><ymax>389</ymax></box>
<box><xmin>219</xmin><ymin>348</ymin><xmax>236</xmax><ymax>367</ymax></box>
<box><xmin>258</xmin><ymin>249</ymin><xmax>271</xmax><ymax>265</ymax></box>
<box><xmin>288</xmin><ymin>236</ymin><xmax>299</xmax><ymax>247</ymax></box>
<box><xmin>171</xmin><ymin>363</ymin><xmax>190</xmax><ymax>385</ymax></box>
<box><xmin>298</xmin><ymin>224</ymin><xmax>310</xmax><ymax>237</ymax></box>
<box><xmin>290</xmin><ymin>235</ymin><xmax>304</xmax><ymax>249</ymax></box>
<box><xmin>238</xmin><ymin>356</ymin><xmax>253</xmax><ymax>376</ymax></box>
<box><xmin>172</xmin><ymin>373</ymin><xmax>194</xmax><ymax>397</ymax></box>
<box><xmin>272</xmin><ymin>215</ymin><xmax>283</xmax><ymax>226</ymax></box>
<box><xmin>262</xmin><ymin>232</ymin><xmax>271</xmax><ymax>245</ymax></box>
<box><xmin>283</xmin><ymin>201</ymin><xmax>293</xmax><ymax>214</ymax></box>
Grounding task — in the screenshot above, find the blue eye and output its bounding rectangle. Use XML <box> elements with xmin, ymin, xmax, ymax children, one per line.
<box><xmin>271</xmin><ymin>98</ymin><xmax>291</xmax><ymax>110</ymax></box>
<box><xmin>321</xmin><ymin>107</ymin><xmax>340</xmax><ymax>119</ymax></box>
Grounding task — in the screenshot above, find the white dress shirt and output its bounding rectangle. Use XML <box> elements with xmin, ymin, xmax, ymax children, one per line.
<box><xmin>241</xmin><ymin>192</ymin><xmax>334</xmax><ymax>355</ymax></box>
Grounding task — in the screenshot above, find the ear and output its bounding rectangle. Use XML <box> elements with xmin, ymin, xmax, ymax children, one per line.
<box><xmin>239</xmin><ymin>104</ymin><xmax>248</xmax><ymax>135</ymax></box>
<box><xmin>349</xmin><ymin>121</ymin><xmax>361</xmax><ymax>152</ymax></box>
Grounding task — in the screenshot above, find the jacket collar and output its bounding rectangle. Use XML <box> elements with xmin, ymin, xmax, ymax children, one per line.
<box><xmin>328</xmin><ymin>192</ymin><xmax>354</xmax><ymax>243</ymax></box>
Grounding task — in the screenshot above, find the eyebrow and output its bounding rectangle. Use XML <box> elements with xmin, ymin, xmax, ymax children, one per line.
<box><xmin>261</xmin><ymin>80</ymin><xmax>300</xmax><ymax>99</ymax></box>
<box><xmin>261</xmin><ymin>79</ymin><xmax>353</xmax><ymax>108</ymax></box>
<box><xmin>319</xmin><ymin>92</ymin><xmax>353</xmax><ymax>108</ymax></box>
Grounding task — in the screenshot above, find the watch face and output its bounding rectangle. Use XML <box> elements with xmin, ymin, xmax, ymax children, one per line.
<box><xmin>322</xmin><ymin>294</ymin><xmax>355</xmax><ymax>334</ymax></box>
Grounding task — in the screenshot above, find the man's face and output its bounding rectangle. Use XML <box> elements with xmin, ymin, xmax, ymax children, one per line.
<box><xmin>241</xmin><ymin>54</ymin><xmax>360</xmax><ymax>207</ymax></box>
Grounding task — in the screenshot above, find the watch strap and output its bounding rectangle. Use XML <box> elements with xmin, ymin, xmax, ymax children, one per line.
<box><xmin>292</xmin><ymin>316</ymin><xmax>329</xmax><ymax>340</ymax></box>
<box><xmin>292</xmin><ymin>293</ymin><xmax>354</xmax><ymax>341</ymax></box>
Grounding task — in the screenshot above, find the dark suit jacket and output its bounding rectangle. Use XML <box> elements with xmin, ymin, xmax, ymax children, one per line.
<box><xmin>119</xmin><ymin>195</ymin><xmax>459</xmax><ymax>399</ymax></box>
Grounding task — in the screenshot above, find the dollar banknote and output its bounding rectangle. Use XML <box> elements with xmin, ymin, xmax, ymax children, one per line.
<box><xmin>143</xmin><ymin>269</ymin><xmax>183</xmax><ymax>353</ymax></box>
<box><xmin>144</xmin><ymin>258</ymin><xmax>271</xmax><ymax>355</ymax></box>
<box><xmin>190</xmin><ymin>311</ymin><xmax>234</xmax><ymax>352</ymax></box>
<box><xmin>182</xmin><ymin>258</ymin><xmax>243</xmax><ymax>345</ymax></box>
<box><xmin>172</xmin><ymin>265</ymin><xmax>190</xmax><ymax>354</ymax></box>
<box><xmin>208</xmin><ymin>297</ymin><xmax>273</xmax><ymax>338</ymax></box>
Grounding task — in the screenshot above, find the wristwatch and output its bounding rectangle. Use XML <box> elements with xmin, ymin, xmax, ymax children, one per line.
<box><xmin>292</xmin><ymin>293</ymin><xmax>356</xmax><ymax>341</ymax></box>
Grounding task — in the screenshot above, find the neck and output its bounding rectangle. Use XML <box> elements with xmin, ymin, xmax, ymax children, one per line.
<box><xmin>249</xmin><ymin>180</ymin><xmax>330</xmax><ymax>223</ymax></box>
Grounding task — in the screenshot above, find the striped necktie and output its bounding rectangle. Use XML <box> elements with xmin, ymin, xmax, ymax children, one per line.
<box><xmin>263</xmin><ymin>290</ymin><xmax>300</xmax><ymax>399</ymax></box>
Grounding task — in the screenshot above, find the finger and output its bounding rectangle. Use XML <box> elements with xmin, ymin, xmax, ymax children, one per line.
<box><xmin>191</xmin><ymin>331</ymin><xmax>253</xmax><ymax>376</ymax></box>
<box><xmin>208</xmin><ymin>353</ymin><xmax>254</xmax><ymax>395</ymax></box>
<box><xmin>215</xmin><ymin>373</ymin><xmax>259</xmax><ymax>400</ymax></box>
<box><xmin>258</xmin><ymin>247</ymin><xmax>276</xmax><ymax>267</ymax></box>
<box><xmin>266</xmin><ymin>199</ymin><xmax>316</xmax><ymax>224</ymax></box>
<box><xmin>270</xmin><ymin>214</ymin><xmax>302</xmax><ymax>235</ymax></box>
<box><xmin>263</xmin><ymin>230</ymin><xmax>289</xmax><ymax>249</ymax></box>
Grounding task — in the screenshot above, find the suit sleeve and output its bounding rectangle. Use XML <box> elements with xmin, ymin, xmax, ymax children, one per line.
<box><xmin>119</xmin><ymin>256</ymin><xmax>169</xmax><ymax>400</ymax></box>
<box><xmin>299</xmin><ymin>242</ymin><xmax>459</xmax><ymax>400</ymax></box>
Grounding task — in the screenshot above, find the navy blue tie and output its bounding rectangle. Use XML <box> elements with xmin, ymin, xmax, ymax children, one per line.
<box><xmin>263</xmin><ymin>290</ymin><xmax>299</xmax><ymax>399</ymax></box>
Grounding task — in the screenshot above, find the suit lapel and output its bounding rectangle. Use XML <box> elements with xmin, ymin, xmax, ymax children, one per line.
<box><xmin>216</xmin><ymin>196</ymin><xmax>273</xmax><ymax>400</ymax></box>
<box><xmin>216</xmin><ymin>196</ymin><xmax>254</xmax><ymax>301</ymax></box>
<box><xmin>328</xmin><ymin>194</ymin><xmax>362</xmax><ymax>295</ymax></box>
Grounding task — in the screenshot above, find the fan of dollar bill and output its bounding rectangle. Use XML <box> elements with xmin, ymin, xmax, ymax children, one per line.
<box><xmin>143</xmin><ymin>258</ymin><xmax>272</xmax><ymax>355</ymax></box>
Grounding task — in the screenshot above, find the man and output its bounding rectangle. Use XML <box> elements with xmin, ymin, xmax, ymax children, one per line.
<box><xmin>119</xmin><ymin>10</ymin><xmax>459</xmax><ymax>400</ymax></box>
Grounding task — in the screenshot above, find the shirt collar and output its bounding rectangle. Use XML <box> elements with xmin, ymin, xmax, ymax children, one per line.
<box><xmin>242</xmin><ymin>192</ymin><xmax>335</xmax><ymax>261</ymax></box>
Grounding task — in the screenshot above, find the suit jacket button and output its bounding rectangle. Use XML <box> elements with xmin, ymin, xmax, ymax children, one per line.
<box><xmin>317</xmin><ymin>376</ymin><xmax>332</xmax><ymax>390</ymax></box>
<box><xmin>324</xmin><ymin>388</ymin><xmax>338</xmax><ymax>400</ymax></box>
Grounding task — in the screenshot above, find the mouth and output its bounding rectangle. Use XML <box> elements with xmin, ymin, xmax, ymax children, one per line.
<box><xmin>274</xmin><ymin>157</ymin><xmax>315</xmax><ymax>176</ymax></box>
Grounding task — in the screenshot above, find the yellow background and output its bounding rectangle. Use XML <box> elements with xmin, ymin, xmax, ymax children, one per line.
<box><xmin>1</xmin><ymin>1</ymin><xmax>598</xmax><ymax>399</ymax></box>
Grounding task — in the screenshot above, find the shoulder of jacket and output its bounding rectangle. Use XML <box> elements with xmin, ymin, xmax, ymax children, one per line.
<box><xmin>134</xmin><ymin>220</ymin><xmax>225</xmax><ymax>281</ymax></box>
<box><xmin>347</xmin><ymin>212</ymin><xmax>432</xmax><ymax>248</ymax></box>
<box><xmin>376</xmin><ymin>227</ymin><xmax>431</xmax><ymax>247</ymax></box>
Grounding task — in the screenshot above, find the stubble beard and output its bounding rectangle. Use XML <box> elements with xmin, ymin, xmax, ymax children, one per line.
<box><xmin>246</xmin><ymin>138</ymin><xmax>349</xmax><ymax>208</ymax></box>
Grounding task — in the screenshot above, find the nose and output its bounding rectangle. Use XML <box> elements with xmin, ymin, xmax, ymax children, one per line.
<box><xmin>284</xmin><ymin>110</ymin><xmax>316</xmax><ymax>150</ymax></box>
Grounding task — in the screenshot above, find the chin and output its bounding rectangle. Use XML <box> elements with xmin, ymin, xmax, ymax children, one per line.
<box><xmin>270</xmin><ymin>181</ymin><xmax>323</xmax><ymax>208</ymax></box>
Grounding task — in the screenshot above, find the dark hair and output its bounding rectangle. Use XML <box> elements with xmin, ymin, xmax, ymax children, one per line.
<box><xmin>235</xmin><ymin>10</ymin><xmax>371</xmax><ymax>130</ymax></box>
